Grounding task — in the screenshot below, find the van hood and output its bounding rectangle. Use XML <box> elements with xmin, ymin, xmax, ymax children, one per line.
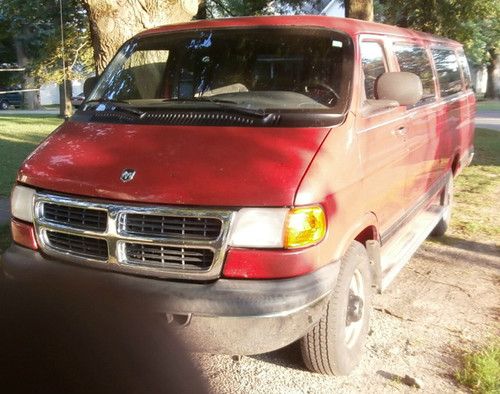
<box><xmin>18</xmin><ymin>121</ymin><xmax>330</xmax><ymax>207</ymax></box>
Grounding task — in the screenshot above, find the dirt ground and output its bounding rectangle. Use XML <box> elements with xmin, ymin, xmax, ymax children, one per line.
<box><xmin>192</xmin><ymin>238</ymin><xmax>499</xmax><ymax>393</ymax></box>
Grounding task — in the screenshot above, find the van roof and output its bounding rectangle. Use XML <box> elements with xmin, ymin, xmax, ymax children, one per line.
<box><xmin>138</xmin><ymin>15</ymin><xmax>460</xmax><ymax>47</ymax></box>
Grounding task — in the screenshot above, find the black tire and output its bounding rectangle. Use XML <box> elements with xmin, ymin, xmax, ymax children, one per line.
<box><xmin>300</xmin><ymin>241</ymin><xmax>372</xmax><ymax>375</ymax></box>
<box><xmin>431</xmin><ymin>174</ymin><xmax>453</xmax><ymax>237</ymax></box>
<box><xmin>0</xmin><ymin>101</ymin><xmax>9</xmax><ymax>110</ymax></box>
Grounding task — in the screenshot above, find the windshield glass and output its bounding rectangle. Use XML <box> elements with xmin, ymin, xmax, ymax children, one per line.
<box><xmin>88</xmin><ymin>27</ymin><xmax>353</xmax><ymax>113</ymax></box>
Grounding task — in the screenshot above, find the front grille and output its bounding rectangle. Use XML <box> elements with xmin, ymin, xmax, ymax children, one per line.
<box><xmin>125</xmin><ymin>243</ymin><xmax>214</xmax><ymax>270</ymax></box>
<box><xmin>46</xmin><ymin>231</ymin><xmax>108</xmax><ymax>261</ymax></box>
<box><xmin>43</xmin><ymin>203</ymin><xmax>107</xmax><ymax>232</ymax></box>
<box><xmin>34</xmin><ymin>193</ymin><xmax>233</xmax><ymax>280</ymax></box>
<box><xmin>123</xmin><ymin>213</ymin><xmax>222</xmax><ymax>240</ymax></box>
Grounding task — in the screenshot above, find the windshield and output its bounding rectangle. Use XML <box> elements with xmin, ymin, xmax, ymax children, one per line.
<box><xmin>88</xmin><ymin>27</ymin><xmax>353</xmax><ymax>113</ymax></box>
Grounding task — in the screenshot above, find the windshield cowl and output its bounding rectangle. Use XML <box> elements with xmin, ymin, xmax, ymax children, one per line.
<box><xmin>74</xmin><ymin>105</ymin><xmax>346</xmax><ymax>128</ymax></box>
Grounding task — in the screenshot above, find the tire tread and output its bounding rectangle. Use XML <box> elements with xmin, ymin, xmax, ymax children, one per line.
<box><xmin>300</xmin><ymin>242</ymin><xmax>370</xmax><ymax>375</ymax></box>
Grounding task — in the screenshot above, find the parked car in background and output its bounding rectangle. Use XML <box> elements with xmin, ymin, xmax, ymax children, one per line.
<box><xmin>0</xmin><ymin>89</ymin><xmax>23</xmax><ymax>109</ymax></box>
<box><xmin>3</xmin><ymin>16</ymin><xmax>475</xmax><ymax>376</ymax></box>
<box><xmin>71</xmin><ymin>93</ymin><xmax>85</xmax><ymax>108</ymax></box>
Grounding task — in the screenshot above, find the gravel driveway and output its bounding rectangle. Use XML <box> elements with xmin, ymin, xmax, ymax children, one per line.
<box><xmin>192</xmin><ymin>240</ymin><xmax>499</xmax><ymax>393</ymax></box>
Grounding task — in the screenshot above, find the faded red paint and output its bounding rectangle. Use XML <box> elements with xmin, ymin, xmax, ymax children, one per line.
<box><xmin>18</xmin><ymin>122</ymin><xmax>330</xmax><ymax>207</ymax></box>
<box><xmin>14</xmin><ymin>16</ymin><xmax>475</xmax><ymax>279</ymax></box>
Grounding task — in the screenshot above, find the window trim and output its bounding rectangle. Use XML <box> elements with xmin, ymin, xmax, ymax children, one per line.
<box><xmin>456</xmin><ymin>49</ymin><xmax>473</xmax><ymax>91</ymax></box>
<box><xmin>358</xmin><ymin>37</ymin><xmax>392</xmax><ymax>116</ymax></box>
<box><xmin>430</xmin><ymin>45</ymin><xmax>465</xmax><ymax>99</ymax></box>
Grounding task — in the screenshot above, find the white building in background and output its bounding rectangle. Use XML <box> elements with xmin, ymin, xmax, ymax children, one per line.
<box><xmin>321</xmin><ymin>1</ymin><xmax>345</xmax><ymax>16</ymax></box>
<box><xmin>39</xmin><ymin>80</ymin><xmax>83</xmax><ymax>105</ymax></box>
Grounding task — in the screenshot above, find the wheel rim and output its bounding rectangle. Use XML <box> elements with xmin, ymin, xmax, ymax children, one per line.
<box><xmin>345</xmin><ymin>268</ymin><xmax>365</xmax><ymax>348</ymax></box>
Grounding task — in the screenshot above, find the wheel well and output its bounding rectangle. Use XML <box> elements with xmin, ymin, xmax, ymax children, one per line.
<box><xmin>354</xmin><ymin>226</ymin><xmax>378</xmax><ymax>246</ymax></box>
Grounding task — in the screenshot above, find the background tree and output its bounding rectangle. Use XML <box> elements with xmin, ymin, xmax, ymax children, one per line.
<box><xmin>82</xmin><ymin>0</ymin><xmax>199</xmax><ymax>74</ymax></box>
<box><xmin>0</xmin><ymin>16</ymin><xmax>22</xmax><ymax>89</ymax></box>
<box><xmin>201</xmin><ymin>0</ymin><xmax>326</xmax><ymax>18</ymax></box>
<box><xmin>345</xmin><ymin>0</ymin><xmax>373</xmax><ymax>21</ymax></box>
<box><xmin>376</xmin><ymin>0</ymin><xmax>500</xmax><ymax>98</ymax></box>
<box><xmin>0</xmin><ymin>0</ymin><xmax>93</xmax><ymax>114</ymax></box>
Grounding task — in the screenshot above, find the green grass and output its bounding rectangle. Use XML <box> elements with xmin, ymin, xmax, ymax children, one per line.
<box><xmin>450</xmin><ymin>128</ymin><xmax>500</xmax><ymax>242</ymax></box>
<box><xmin>0</xmin><ymin>114</ymin><xmax>63</xmax><ymax>197</ymax></box>
<box><xmin>476</xmin><ymin>100</ymin><xmax>500</xmax><ymax>112</ymax></box>
<box><xmin>456</xmin><ymin>339</ymin><xmax>500</xmax><ymax>394</ymax></box>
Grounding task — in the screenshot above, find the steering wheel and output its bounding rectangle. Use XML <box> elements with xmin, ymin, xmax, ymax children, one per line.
<box><xmin>302</xmin><ymin>81</ymin><xmax>340</xmax><ymax>105</ymax></box>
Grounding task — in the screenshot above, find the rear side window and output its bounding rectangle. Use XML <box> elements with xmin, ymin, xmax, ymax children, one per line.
<box><xmin>393</xmin><ymin>43</ymin><xmax>435</xmax><ymax>104</ymax></box>
<box><xmin>361</xmin><ymin>41</ymin><xmax>387</xmax><ymax>100</ymax></box>
<box><xmin>457</xmin><ymin>50</ymin><xmax>472</xmax><ymax>89</ymax></box>
<box><xmin>431</xmin><ymin>48</ymin><xmax>463</xmax><ymax>97</ymax></box>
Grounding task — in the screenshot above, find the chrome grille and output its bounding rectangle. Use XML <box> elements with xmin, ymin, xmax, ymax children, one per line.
<box><xmin>122</xmin><ymin>213</ymin><xmax>222</xmax><ymax>240</ymax></box>
<box><xmin>43</xmin><ymin>203</ymin><xmax>107</xmax><ymax>232</ymax></box>
<box><xmin>45</xmin><ymin>230</ymin><xmax>108</xmax><ymax>261</ymax></box>
<box><xmin>33</xmin><ymin>193</ymin><xmax>234</xmax><ymax>280</ymax></box>
<box><xmin>124</xmin><ymin>243</ymin><xmax>213</xmax><ymax>270</ymax></box>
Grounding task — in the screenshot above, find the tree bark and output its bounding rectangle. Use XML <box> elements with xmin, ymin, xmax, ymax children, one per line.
<box><xmin>485</xmin><ymin>49</ymin><xmax>498</xmax><ymax>99</ymax></box>
<box><xmin>14</xmin><ymin>32</ymin><xmax>41</xmax><ymax>110</ymax></box>
<box><xmin>195</xmin><ymin>0</ymin><xmax>207</xmax><ymax>19</ymax></box>
<box><xmin>59</xmin><ymin>81</ymin><xmax>73</xmax><ymax>119</ymax></box>
<box><xmin>83</xmin><ymin>0</ymin><xmax>198</xmax><ymax>74</ymax></box>
<box><xmin>345</xmin><ymin>0</ymin><xmax>374</xmax><ymax>21</ymax></box>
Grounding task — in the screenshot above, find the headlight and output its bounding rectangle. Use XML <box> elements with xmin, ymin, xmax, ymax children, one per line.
<box><xmin>229</xmin><ymin>208</ymin><xmax>288</xmax><ymax>248</ymax></box>
<box><xmin>11</xmin><ymin>185</ymin><xmax>36</xmax><ymax>223</ymax></box>
<box><xmin>229</xmin><ymin>205</ymin><xmax>326</xmax><ymax>249</ymax></box>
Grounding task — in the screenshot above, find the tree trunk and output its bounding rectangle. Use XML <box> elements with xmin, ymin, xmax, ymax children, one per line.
<box><xmin>59</xmin><ymin>81</ymin><xmax>73</xmax><ymax>119</ymax></box>
<box><xmin>195</xmin><ymin>0</ymin><xmax>207</xmax><ymax>19</ymax></box>
<box><xmin>485</xmin><ymin>49</ymin><xmax>499</xmax><ymax>99</ymax></box>
<box><xmin>83</xmin><ymin>0</ymin><xmax>198</xmax><ymax>74</ymax></box>
<box><xmin>14</xmin><ymin>32</ymin><xmax>41</xmax><ymax>110</ymax></box>
<box><xmin>345</xmin><ymin>0</ymin><xmax>374</xmax><ymax>21</ymax></box>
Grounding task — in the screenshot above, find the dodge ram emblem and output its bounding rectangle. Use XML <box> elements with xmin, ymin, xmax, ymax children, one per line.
<box><xmin>120</xmin><ymin>169</ymin><xmax>136</xmax><ymax>183</ymax></box>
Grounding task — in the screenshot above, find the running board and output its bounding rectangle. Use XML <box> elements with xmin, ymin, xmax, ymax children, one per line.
<box><xmin>379</xmin><ymin>203</ymin><xmax>443</xmax><ymax>291</ymax></box>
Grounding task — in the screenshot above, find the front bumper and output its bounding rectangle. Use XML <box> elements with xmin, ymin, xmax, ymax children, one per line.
<box><xmin>1</xmin><ymin>245</ymin><xmax>339</xmax><ymax>355</ymax></box>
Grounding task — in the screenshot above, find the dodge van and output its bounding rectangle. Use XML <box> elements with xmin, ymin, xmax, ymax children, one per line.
<box><xmin>2</xmin><ymin>16</ymin><xmax>475</xmax><ymax>375</ymax></box>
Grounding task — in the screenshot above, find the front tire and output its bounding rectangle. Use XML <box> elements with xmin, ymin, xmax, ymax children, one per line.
<box><xmin>0</xmin><ymin>101</ymin><xmax>9</xmax><ymax>110</ymax></box>
<box><xmin>300</xmin><ymin>241</ymin><xmax>372</xmax><ymax>375</ymax></box>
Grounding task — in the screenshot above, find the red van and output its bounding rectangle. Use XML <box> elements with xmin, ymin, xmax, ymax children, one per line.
<box><xmin>3</xmin><ymin>16</ymin><xmax>475</xmax><ymax>375</ymax></box>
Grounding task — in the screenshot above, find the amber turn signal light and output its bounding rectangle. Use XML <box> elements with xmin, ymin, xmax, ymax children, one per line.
<box><xmin>11</xmin><ymin>219</ymin><xmax>38</xmax><ymax>251</ymax></box>
<box><xmin>284</xmin><ymin>206</ymin><xmax>326</xmax><ymax>249</ymax></box>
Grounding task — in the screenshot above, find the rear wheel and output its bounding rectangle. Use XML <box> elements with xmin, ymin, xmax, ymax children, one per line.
<box><xmin>0</xmin><ymin>101</ymin><xmax>9</xmax><ymax>110</ymax></box>
<box><xmin>431</xmin><ymin>175</ymin><xmax>453</xmax><ymax>237</ymax></box>
<box><xmin>300</xmin><ymin>241</ymin><xmax>372</xmax><ymax>375</ymax></box>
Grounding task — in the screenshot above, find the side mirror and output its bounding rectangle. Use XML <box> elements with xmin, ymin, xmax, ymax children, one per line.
<box><xmin>376</xmin><ymin>72</ymin><xmax>423</xmax><ymax>106</ymax></box>
<box><xmin>83</xmin><ymin>76</ymin><xmax>98</xmax><ymax>97</ymax></box>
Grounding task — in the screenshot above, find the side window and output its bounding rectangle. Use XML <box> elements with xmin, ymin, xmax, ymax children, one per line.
<box><xmin>431</xmin><ymin>48</ymin><xmax>463</xmax><ymax>97</ymax></box>
<box><xmin>393</xmin><ymin>43</ymin><xmax>435</xmax><ymax>105</ymax></box>
<box><xmin>360</xmin><ymin>41</ymin><xmax>387</xmax><ymax>100</ymax></box>
<box><xmin>457</xmin><ymin>50</ymin><xmax>472</xmax><ymax>90</ymax></box>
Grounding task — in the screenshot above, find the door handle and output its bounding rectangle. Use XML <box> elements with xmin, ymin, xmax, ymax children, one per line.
<box><xmin>392</xmin><ymin>126</ymin><xmax>407</xmax><ymax>137</ymax></box>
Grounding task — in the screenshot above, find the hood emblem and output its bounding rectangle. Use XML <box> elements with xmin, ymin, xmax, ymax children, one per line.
<box><xmin>120</xmin><ymin>169</ymin><xmax>136</xmax><ymax>183</ymax></box>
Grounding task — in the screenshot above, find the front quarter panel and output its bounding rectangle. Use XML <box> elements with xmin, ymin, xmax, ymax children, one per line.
<box><xmin>295</xmin><ymin>114</ymin><xmax>371</xmax><ymax>262</ymax></box>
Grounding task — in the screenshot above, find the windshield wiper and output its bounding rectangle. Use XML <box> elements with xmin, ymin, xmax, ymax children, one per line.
<box><xmin>162</xmin><ymin>97</ymin><xmax>268</xmax><ymax>117</ymax></box>
<box><xmin>84</xmin><ymin>99</ymin><xmax>146</xmax><ymax>118</ymax></box>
